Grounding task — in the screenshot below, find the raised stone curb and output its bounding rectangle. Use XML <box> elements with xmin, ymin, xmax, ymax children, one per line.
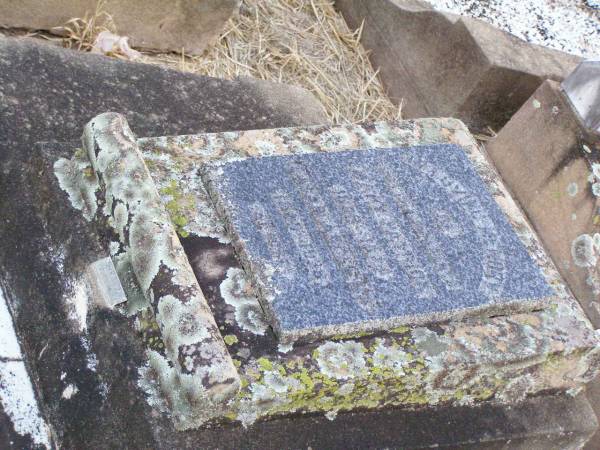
<box><xmin>71</xmin><ymin>112</ymin><xmax>241</xmax><ymax>430</ymax></box>
<box><xmin>484</xmin><ymin>62</ymin><xmax>600</xmax><ymax>448</ymax></box>
<box><xmin>335</xmin><ymin>0</ymin><xmax>580</xmax><ymax>132</ymax></box>
<box><xmin>0</xmin><ymin>0</ymin><xmax>240</xmax><ymax>55</ymax></box>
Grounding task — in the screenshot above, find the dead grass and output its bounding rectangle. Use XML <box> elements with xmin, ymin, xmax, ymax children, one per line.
<box><xmin>12</xmin><ymin>0</ymin><xmax>399</xmax><ymax>124</ymax></box>
<box><xmin>58</xmin><ymin>0</ymin><xmax>116</xmax><ymax>51</ymax></box>
<box><xmin>140</xmin><ymin>0</ymin><xmax>401</xmax><ymax>124</ymax></box>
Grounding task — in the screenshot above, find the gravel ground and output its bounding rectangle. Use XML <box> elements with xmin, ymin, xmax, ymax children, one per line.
<box><xmin>425</xmin><ymin>0</ymin><xmax>600</xmax><ymax>58</ymax></box>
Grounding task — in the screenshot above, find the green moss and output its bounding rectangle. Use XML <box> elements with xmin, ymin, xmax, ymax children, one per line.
<box><xmin>137</xmin><ymin>308</ymin><xmax>165</xmax><ymax>352</ymax></box>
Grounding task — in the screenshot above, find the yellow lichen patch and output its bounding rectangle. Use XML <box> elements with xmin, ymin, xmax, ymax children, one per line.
<box><xmin>137</xmin><ymin>308</ymin><xmax>165</xmax><ymax>352</ymax></box>
<box><xmin>224</xmin><ymin>334</ymin><xmax>239</xmax><ymax>346</ymax></box>
<box><xmin>159</xmin><ymin>180</ymin><xmax>197</xmax><ymax>238</ymax></box>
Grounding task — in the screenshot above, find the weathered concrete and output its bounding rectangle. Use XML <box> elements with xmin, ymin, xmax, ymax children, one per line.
<box><xmin>486</xmin><ymin>78</ymin><xmax>600</xmax><ymax>450</ymax></box>
<box><xmin>127</xmin><ymin>118</ymin><xmax>598</xmax><ymax>430</ymax></box>
<box><xmin>0</xmin><ymin>0</ymin><xmax>240</xmax><ymax>55</ymax></box>
<box><xmin>1</xmin><ymin>113</ymin><xmax>596</xmax><ymax>446</ymax></box>
<box><xmin>335</xmin><ymin>0</ymin><xmax>580</xmax><ymax>131</ymax></box>
<box><xmin>0</xmin><ymin>36</ymin><xmax>327</xmax><ymax>155</ymax></box>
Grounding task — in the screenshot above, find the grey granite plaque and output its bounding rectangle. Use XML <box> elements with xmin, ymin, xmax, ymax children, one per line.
<box><xmin>203</xmin><ymin>145</ymin><xmax>554</xmax><ymax>342</ymax></box>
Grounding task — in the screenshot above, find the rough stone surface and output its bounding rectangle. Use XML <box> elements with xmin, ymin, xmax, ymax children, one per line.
<box><xmin>0</xmin><ymin>36</ymin><xmax>326</xmax><ymax>155</ymax></box>
<box><xmin>562</xmin><ymin>60</ymin><xmax>600</xmax><ymax>135</ymax></box>
<box><xmin>205</xmin><ymin>145</ymin><xmax>553</xmax><ymax>342</ymax></box>
<box><xmin>0</xmin><ymin>0</ymin><xmax>240</xmax><ymax>55</ymax></box>
<box><xmin>485</xmin><ymin>79</ymin><xmax>600</xmax><ymax>449</ymax></box>
<box><xmin>335</xmin><ymin>0</ymin><xmax>581</xmax><ymax>131</ymax></box>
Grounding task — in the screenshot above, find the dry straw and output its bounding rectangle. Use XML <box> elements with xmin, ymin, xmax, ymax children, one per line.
<box><xmin>141</xmin><ymin>0</ymin><xmax>401</xmax><ymax>124</ymax></box>
<box><xmin>59</xmin><ymin>0</ymin><xmax>116</xmax><ymax>52</ymax></box>
<box><xmin>47</xmin><ymin>0</ymin><xmax>400</xmax><ymax>124</ymax></box>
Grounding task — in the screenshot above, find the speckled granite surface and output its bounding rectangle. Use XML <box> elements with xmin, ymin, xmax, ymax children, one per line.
<box><xmin>203</xmin><ymin>144</ymin><xmax>553</xmax><ymax>343</ymax></box>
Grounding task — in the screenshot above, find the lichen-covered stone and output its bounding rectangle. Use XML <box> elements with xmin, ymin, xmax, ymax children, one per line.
<box><xmin>132</xmin><ymin>118</ymin><xmax>600</xmax><ymax>427</ymax></box>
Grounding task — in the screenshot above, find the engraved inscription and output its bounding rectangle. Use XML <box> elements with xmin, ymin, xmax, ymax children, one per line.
<box><xmin>205</xmin><ymin>145</ymin><xmax>553</xmax><ymax>337</ymax></box>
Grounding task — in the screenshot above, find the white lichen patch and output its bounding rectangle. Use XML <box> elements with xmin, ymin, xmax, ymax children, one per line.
<box><xmin>263</xmin><ymin>371</ymin><xmax>288</xmax><ymax>393</ymax></box>
<box><xmin>64</xmin><ymin>278</ymin><xmax>89</xmax><ymax>333</ymax></box>
<box><xmin>372</xmin><ymin>339</ymin><xmax>410</xmax><ymax>374</ymax></box>
<box><xmin>567</xmin><ymin>182</ymin><xmax>578</xmax><ymax>197</ymax></box>
<box><xmin>325</xmin><ymin>410</ymin><xmax>338</xmax><ymax>421</ymax></box>
<box><xmin>0</xmin><ymin>362</ymin><xmax>51</xmax><ymax>448</ymax></box>
<box><xmin>54</xmin><ymin>150</ymin><xmax>100</xmax><ymax>221</ymax></box>
<box><xmin>61</xmin><ymin>383</ymin><xmax>79</xmax><ymax>399</ymax></box>
<box><xmin>571</xmin><ymin>234</ymin><xmax>597</xmax><ymax>267</ymax></box>
<box><xmin>277</xmin><ymin>342</ymin><xmax>294</xmax><ymax>353</ymax></box>
<box><xmin>220</xmin><ymin>268</ymin><xmax>268</xmax><ymax>335</ymax></box>
<box><xmin>315</xmin><ymin>341</ymin><xmax>367</xmax><ymax>380</ymax></box>
<box><xmin>138</xmin><ymin>350</ymin><xmax>236</xmax><ymax>430</ymax></box>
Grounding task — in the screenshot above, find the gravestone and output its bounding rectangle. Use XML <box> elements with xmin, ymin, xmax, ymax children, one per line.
<box><xmin>10</xmin><ymin>113</ymin><xmax>599</xmax><ymax>447</ymax></box>
<box><xmin>204</xmin><ymin>144</ymin><xmax>553</xmax><ymax>342</ymax></box>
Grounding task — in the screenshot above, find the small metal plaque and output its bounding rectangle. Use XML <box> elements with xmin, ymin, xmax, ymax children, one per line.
<box><xmin>88</xmin><ymin>257</ymin><xmax>127</xmax><ymax>309</ymax></box>
<box><xmin>204</xmin><ymin>145</ymin><xmax>553</xmax><ymax>342</ymax></box>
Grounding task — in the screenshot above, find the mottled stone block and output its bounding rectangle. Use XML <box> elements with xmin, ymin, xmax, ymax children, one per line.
<box><xmin>204</xmin><ymin>145</ymin><xmax>553</xmax><ymax>342</ymax></box>
<box><xmin>486</xmin><ymin>80</ymin><xmax>600</xmax><ymax>327</ymax></box>
<box><xmin>132</xmin><ymin>119</ymin><xmax>598</xmax><ymax>431</ymax></box>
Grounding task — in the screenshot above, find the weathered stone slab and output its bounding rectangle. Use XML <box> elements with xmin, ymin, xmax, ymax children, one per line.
<box><xmin>0</xmin><ymin>0</ymin><xmax>240</xmax><ymax>55</ymax></box>
<box><xmin>484</xmin><ymin>78</ymin><xmax>600</xmax><ymax>448</ymax></box>
<box><xmin>205</xmin><ymin>145</ymin><xmax>552</xmax><ymax>342</ymax></box>
<box><xmin>335</xmin><ymin>0</ymin><xmax>580</xmax><ymax>131</ymax></box>
<box><xmin>8</xmin><ymin>117</ymin><xmax>597</xmax><ymax>447</ymax></box>
<box><xmin>130</xmin><ymin>119</ymin><xmax>599</xmax><ymax>431</ymax></box>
